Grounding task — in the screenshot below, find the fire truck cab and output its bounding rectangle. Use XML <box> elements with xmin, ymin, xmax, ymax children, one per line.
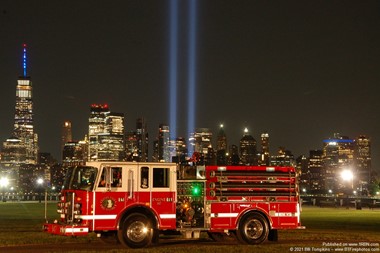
<box><xmin>44</xmin><ymin>162</ymin><xmax>303</xmax><ymax>248</ymax></box>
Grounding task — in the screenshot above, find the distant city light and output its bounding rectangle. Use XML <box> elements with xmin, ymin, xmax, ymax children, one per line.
<box><xmin>37</xmin><ymin>178</ymin><xmax>44</xmax><ymax>185</ymax></box>
<box><xmin>341</xmin><ymin>170</ymin><xmax>353</xmax><ymax>182</ymax></box>
<box><xmin>0</xmin><ymin>177</ymin><xmax>9</xmax><ymax>187</ymax></box>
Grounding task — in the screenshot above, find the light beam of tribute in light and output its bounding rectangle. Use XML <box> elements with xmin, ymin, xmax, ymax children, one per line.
<box><xmin>187</xmin><ymin>0</ymin><xmax>197</xmax><ymax>154</ymax></box>
<box><xmin>169</xmin><ymin>0</ymin><xmax>179</xmax><ymax>140</ymax></box>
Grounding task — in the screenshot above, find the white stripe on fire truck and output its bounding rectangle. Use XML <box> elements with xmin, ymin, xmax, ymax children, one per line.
<box><xmin>159</xmin><ymin>214</ymin><xmax>176</xmax><ymax>219</ymax></box>
<box><xmin>78</xmin><ymin>215</ymin><xmax>117</xmax><ymax>220</ymax></box>
<box><xmin>272</xmin><ymin>212</ymin><xmax>299</xmax><ymax>217</ymax></box>
<box><xmin>64</xmin><ymin>227</ymin><xmax>89</xmax><ymax>233</ymax></box>
<box><xmin>211</xmin><ymin>213</ymin><xmax>239</xmax><ymax>218</ymax></box>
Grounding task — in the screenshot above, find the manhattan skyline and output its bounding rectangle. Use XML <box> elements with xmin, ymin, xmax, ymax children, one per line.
<box><xmin>0</xmin><ymin>1</ymin><xmax>379</xmax><ymax>169</ymax></box>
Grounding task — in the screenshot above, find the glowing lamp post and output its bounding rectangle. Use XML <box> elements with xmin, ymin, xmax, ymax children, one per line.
<box><xmin>0</xmin><ymin>177</ymin><xmax>9</xmax><ymax>202</ymax></box>
<box><xmin>37</xmin><ymin>178</ymin><xmax>48</xmax><ymax>221</ymax></box>
<box><xmin>37</xmin><ymin>178</ymin><xmax>44</xmax><ymax>203</ymax></box>
<box><xmin>341</xmin><ymin>170</ymin><xmax>354</xmax><ymax>189</ymax></box>
<box><xmin>0</xmin><ymin>177</ymin><xmax>9</xmax><ymax>187</ymax></box>
<box><xmin>341</xmin><ymin>170</ymin><xmax>354</xmax><ymax>208</ymax></box>
<box><xmin>37</xmin><ymin>178</ymin><xmax>44</xmax><ymax>185</ymax></box>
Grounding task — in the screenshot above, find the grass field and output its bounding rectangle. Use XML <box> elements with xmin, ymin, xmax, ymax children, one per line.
<box><xmin>0</xmin><ymin>202</ymin><xmax>379</xmax><ymax>252</ymax></box>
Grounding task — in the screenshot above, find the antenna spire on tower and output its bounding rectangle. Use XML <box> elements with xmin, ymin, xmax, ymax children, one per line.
<box><xmin>23</xmin><ymin>43</ymin><xmax>27</xmax><ymax>77</ymax></box>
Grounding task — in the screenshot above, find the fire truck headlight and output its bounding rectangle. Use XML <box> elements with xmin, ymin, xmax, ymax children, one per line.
<box><xmin>142</xmin><ymin>227</ymin><xmax>148</xmax><ymax>234</ymax></box>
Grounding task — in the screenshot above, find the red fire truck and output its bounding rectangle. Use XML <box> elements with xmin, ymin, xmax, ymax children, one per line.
<box><xmin>43</xmin><ymin>162</ymin><xmax>303</xmax><ymax>248</ymax></box>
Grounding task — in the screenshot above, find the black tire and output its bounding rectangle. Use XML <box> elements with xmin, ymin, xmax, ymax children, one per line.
<box><xmin>268</xmin><ymin>229</ymin><xmax>278</xmax><ymax>242</ymax></box>
<box><xmin>236</xmin><ymin>213</ymin><xmax>269</xmax><ymax>245</ymax></box>
<box><xmin>151</xmin><ymin>229</ymin><xmax>160</xmax><ymax>244</ymax></box>
<box><xmin>117</xmin><ymin>213</ymin><xmax>153</xmax><ymax>248</ymax></box>
<box><xmin>99</xmin><ymin>231</ymin><xmax>119</xmax><ymax>244</ymax></box>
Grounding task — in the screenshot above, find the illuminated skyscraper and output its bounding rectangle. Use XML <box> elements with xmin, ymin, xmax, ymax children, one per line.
<box><xmin>158</xmin><ymin>124</ymin><xmax>170</xmax><ymax>162</ymax></box>
<box><xmin>1</xmin><ymin>44</ymin><xmax>38</xmax><ymax>165</ymax></box>
<box><xmin>307</xmin><ymin>150</ymin><xmax>324</xmax><ymax>192</ymax></box>
<box><xmin>260</xmin><ymin>132</ymin><xmax>270</xmax><ymax>166</ymax></box>
<box><xmin>62</xmin><ymin>141</ymin><xmax>87</xmax><ymax>167</ymax></box>
<box><xmin>216</xmin><ymin>124</ymin><xmax>227</xmax><ymax>151</ymax></box>
<box><xmin>216</xmin><ymin>124</ymin><xmax>227</xmax><ymax>165</ymax></box>
<box><xmin>88</xmin><ymin>104</ymin><xmax>110</xmax><ymax>161</ymax></box>
<box><xmin>189</xmin><ymin>128</ymin><xmax>213</xmax><ymax>164</ymax></box>
<box><xmin>136</xmin><ymin>117</ymin><xmax>148</xmax><ymax>162</ymax></box>
<box><xmin>88</xmin><ymin>104</ymin><xmax>125</xmax><ymax>161</ymax></box>
<box><xmin>61</xmin><ymin>121</ymin><xmax>72</xmax><ymax>160</ymax></box>
<box><xmin>228</xmin><ymin>144</ymin><xmax>240</xmax><ymax>165</ymax></box>
<box><xmin>270</xmin><ymin>147</ymin><xmax>294</xmax><ymax>167</ymax></box>
<box><xmin>190</xmin><ymin>128</ymin><xmax>212</xmax><ymax>154</ymax></box>
<box><xmin>354</xmin><ymin>135</ymin><xmax>371</xmax><ymax>191</ymax></box>
<box><xmin>239</xmin><ymin>128</ymin><xmax>257</xmax><ymax>165</ymax></box>
<box><xmin>169</xmin><ymin>137</ymin><xmax>188</xmax><ymax>163</ymax></box>
<box><xmin>98</xmin><ymin>112</ymin><xmax>125</xmax><ymax>161</ymax></box>
<box><xmin>125</xmin><ymin>131</ymin><xmax>138</xmax><ymax>161</ymax></box>
<box><xmin>322</xmin><ymin>133</ymin><xmax>354</xmax><ymax>192</ymax></box>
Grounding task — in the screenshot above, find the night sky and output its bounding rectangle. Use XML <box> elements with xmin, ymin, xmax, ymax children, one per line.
<box><xmin>0</xmin><ymin>1</ymin><xmax>379</xmax><ymax>170</ymax></box>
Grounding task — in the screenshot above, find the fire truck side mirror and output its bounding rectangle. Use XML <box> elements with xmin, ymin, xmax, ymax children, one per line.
<box><xmin>196</xmin><ymin>166</ymin><xmax>206</xmax><ymax>179</ymax></box>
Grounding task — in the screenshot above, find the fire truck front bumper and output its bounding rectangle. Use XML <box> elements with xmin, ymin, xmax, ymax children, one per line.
<box><xmin>43</xmin><ymin>223</ymin><xmax>89</xmax><ymax>236</ymax></box>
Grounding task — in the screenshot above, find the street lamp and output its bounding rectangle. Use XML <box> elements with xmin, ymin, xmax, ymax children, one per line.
<box><xmin>37</xmin><ymin>178</ymin><xmax>44</xmax><ymax>203</ymax></box>
<box><xmin>37</xmin><ymin>178</ymin><xmax>49</xmax><ymax>222</ymax></box>
<box><xmin>0</xmin><ymin>177</ymin><xmax>9</xmax><ymax>187</ymax></box>
<box><xmin>341</xmin><ymin>170</ymin><xmax>354</xmax><ymax>189</ymax></box>
<box><xmin>37</xmin><ymin>178</ymin><xmax>44</xmax><ymax>185</ymax></box>
<box><xmin>0</xmin><ymin>177</ymin><xmax>9</xmax><ymax>202</ymax></box>
<box><xmin>341</xmin><ymin>170</ymin><xmax>355</xmax><ymax>209</ymax></box>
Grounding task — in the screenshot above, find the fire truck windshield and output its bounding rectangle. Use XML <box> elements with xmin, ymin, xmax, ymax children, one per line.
<box><xmin>63</xmin><ymin>166</ymin><xmax>98</xmax><ymax>191</ymax></box>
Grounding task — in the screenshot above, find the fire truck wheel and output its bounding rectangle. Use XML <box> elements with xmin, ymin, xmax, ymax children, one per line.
<box><xmin>151</xmin><ymin>229</ymin><xmax>160</xmax><ymax>244</ymax></box>
<box><xmin>117</xmin><ymin>213</ymin><xmax>153</xmax><ymax>248</ymax></box>
<box><xmin>236</xmin><ymin>213</ymin><xmax>269</xmax><ymax>245</ymax></box>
